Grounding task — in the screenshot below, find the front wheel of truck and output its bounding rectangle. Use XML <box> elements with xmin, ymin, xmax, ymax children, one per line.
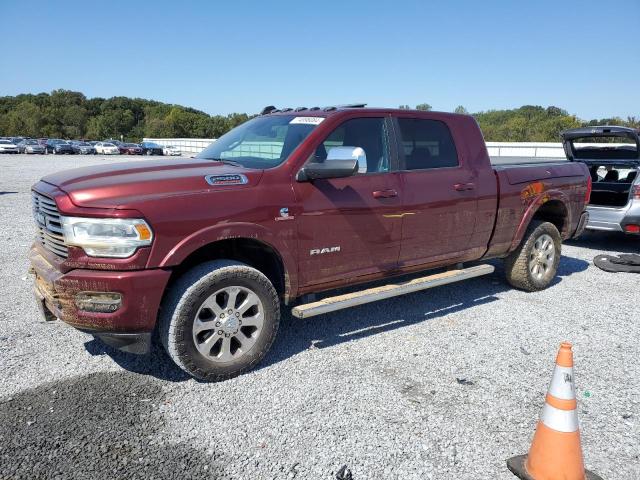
<box><xmin>159</xmin><ymin>260</ymin><xmax>280</xmax><ymax>381</ymax></box>
<box><xmin>504</xmin><ymin>220</ymin><xmax>562</xmax><ymax>292</ymax></box>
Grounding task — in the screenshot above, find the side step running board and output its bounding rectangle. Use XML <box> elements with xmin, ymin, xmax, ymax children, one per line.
<box><xmin>291</xmin><ymin>264</ymin><xmax>495</xmax><ymax>319</ymax></box>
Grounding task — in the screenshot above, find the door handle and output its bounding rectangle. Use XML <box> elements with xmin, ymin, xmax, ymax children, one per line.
<box><xmin>372</xmin><ymin>189</ymin><xmax>398</xmax><ymax>199</ymax></box>
<box><xmin>453</xmin><ymin>183</ymin><xmax>475</xmax><ymax>191</ymax></box>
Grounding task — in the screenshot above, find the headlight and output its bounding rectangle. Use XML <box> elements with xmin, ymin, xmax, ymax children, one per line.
<box><xmin>61</xmin><ymin>216</ymin><xmax>153</xmax><ymax>258</ymax></box>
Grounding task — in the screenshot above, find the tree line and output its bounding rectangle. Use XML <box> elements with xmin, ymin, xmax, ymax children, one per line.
<box><xmin>0</xmin><ymin>90</ymin><xmax>249</xmax><ymax>142</ymax></box>
<box><xmin>0</xmin><ymin>90</ymin><xmax>637</xmax><ymax>142</ymax></box>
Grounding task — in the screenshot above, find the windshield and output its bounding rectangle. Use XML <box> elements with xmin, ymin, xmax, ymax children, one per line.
<box><xmin>197</xmin><ymin>115</ymin><xmax>323</xmax><ymax>169</ymax></box>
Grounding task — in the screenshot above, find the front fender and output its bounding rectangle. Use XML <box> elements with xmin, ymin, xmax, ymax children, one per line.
<box><xmin>509</xmin><ymin>189</ymin><xmax>572</xmax><ymax>251</ymax></box>
<box><xmin>156</xmin><ymin>222</ymin><xmax>298</xmax><ymax>300</ymax></box>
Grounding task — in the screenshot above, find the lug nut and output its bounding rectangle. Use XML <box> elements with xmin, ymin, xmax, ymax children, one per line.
<box><xmin>220</xmin><ymin>313</ymin><xmax>225</xmax><ymax>318</ymax></box>
<box><xmin>235</xmin><ymin>312</ymin><xmax>240</xmax><ymax>317</ymax></box>
<box><xmin>215</xmin><ymin>322</ymin><xmax>221</xmax><ymax>327</ymax></box>
<box><xmin>218</xmin><ymin>330</ymin><xmax>223</xmax><ymax>335</ymax></box>
<box><xmin>228</xmin><ymin>309</ymin><xmax>233</xmax><ymax>314</ymax></box>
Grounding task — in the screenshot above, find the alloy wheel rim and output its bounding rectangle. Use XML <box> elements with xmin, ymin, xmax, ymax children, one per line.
<box><xmin>529</xmin><ymin>233</ymin><xmax>555</xmax><ymax>280</ymax></box>
<box><xmin>192</xmin><ymin>286</ymin><xmax>264</xmax><ymax>363</ymax></box>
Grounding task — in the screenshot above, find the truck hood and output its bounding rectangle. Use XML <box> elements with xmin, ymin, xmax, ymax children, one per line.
<box><xmin>42</xmin><ymin>158</ymin><xmax>264</xmax><ymax>209</ymax></box>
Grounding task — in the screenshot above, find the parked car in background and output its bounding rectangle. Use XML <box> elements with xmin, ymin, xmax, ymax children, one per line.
<box><xmin>94</xmin><ymin>142</ymin><xmax>120</xmax><ymax>155</ymax></box>
<box><xmin>46</xmin><ymin>139</ymin><xmax>74</xmax><ymax>154</ymax></box>
<box><xmin>562</xmin><ymin>126</ymin><xmax>640</xmax><ymax>235</ymax></box>
<box><xmin>18</xmin><ymin>139</ymin><xmax>46</xmax><ymax>154</ymax></box>
<box><xmin>163</xmin><ymin>145</ymin><xmax>181</xmax><ymax>156</ymax></box>
<box><xmin>0</xmin><ymin>139</ymin><xmax>19</xmax><ymax>153</ymax></box>
<box><xmin>140</xmin><ymin>142</ymin><xmax>163</xmax><ymax>155</ymax></box>
<box><xmin>37</xmin><ymin>138</ymin><xmax>48</xmax><ymax>148</ymax></box>
<box><xmin>119</xmin><ymin>143</ymin><xmax>143</xmax><ymax>155</ymax></box>
<box><xmin>71</xmin><ymin>141</ymin><xmax>96</xmax><ymax>155</ymax></box>
<box><xmin>102</xmin><ymin>139</ymin><xmax>124</xmax><ymax>148</ymax></box>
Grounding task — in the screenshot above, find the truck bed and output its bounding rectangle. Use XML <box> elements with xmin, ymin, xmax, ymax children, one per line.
<box><xmin>490</xmin><ymin>156</ymin><xmax>568</xmax><ymax>166</ymax></box>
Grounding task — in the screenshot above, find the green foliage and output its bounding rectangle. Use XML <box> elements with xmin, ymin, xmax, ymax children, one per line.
<box><xmin>0</xmin><ymin>90</ymin><xmax>253</xmax><ymax>142</ymax></box>
<box><xmin>473</xmin><ymin>105</ymin><xmax>585</xmax><ymax>142</ymax></box>
<box><xmin>415</xmin><ymin>103</ymin><xmax>432</xmax><ymax>111</ymax></box>
<box><xmin>454</xmin><ymin>105</ymin><xmax>468</xmax><ymax>114</ymax></box>
<box><xmin>0</xmin><ymin>90</ymin><xmax>637</xmax><ymax>143</ymax></box>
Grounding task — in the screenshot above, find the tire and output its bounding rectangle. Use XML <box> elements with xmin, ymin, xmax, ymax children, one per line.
<box><xmin>159</xmin><ymin>260</ymin><xmax>280</xmax><ymax>381</ymax></box>
<box><xmin>504</xmin><ymin>220</ymin><xmax>562</xmax><ymax>292</ymax></box>
<box><xmin>146</xmin><ymin>150</ymin><xmax>152</xmax><ymax>156</ymax></box>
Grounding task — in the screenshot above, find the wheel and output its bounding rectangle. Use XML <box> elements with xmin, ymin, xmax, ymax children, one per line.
<box><xmin>52</xmin><ymin>148</ymin><xmax>56</xmax><ymax>155</ymax></box>
<box><xmin>504</xmin><ymin>220</ymin><xmax>561</xmax><ymax>291</ymax></box>
<box><xmin>146</xmin><ymin>150</ymin><xmax>152</xmax><ymax>156</ymax></box>
<box><xmin>159</xmin><ymin>260</ymin><xmax>280</xmax><ymax>381</ymax></box>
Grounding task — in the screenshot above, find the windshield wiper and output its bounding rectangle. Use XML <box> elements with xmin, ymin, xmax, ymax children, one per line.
<box><xmin>207</xmin><ymin>158</ymin><xmax>243</xmax><ymax>167</ymax></box>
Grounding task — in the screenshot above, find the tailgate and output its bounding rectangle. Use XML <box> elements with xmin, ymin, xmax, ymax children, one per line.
<box><xmin>561</xmin><ymin>126</ymin><xmax>640</xmax><ymax>164</ymax></box>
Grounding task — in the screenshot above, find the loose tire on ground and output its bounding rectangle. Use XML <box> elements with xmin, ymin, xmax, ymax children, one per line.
<box><xmin>159</xmin><ymin>260</ymin><xmax>280</xmax><ymax>381</ymax></box>
<box><xmin>504</xmin><ymin>220</ymin><xmax>562</xmax><ymax>291</ymax></box>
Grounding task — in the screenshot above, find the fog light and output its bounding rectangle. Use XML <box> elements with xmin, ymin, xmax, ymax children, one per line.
<box><xmin>624</xmin><ymin>224</ymin><xmax>640</xmax><ymax>234</ymax></box>
<box><xmin>75</xmin><ymin>292</ymin><xmax>122</xmax><ymax>313</ymax></box>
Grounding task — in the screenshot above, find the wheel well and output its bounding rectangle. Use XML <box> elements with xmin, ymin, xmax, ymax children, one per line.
<box><xmin>532</xmin><ymin>200</ymin><xmax>568</xmax><ymax>235</ymax></box>
<box><xmin>169</xmin><ymin>238</ymin><xmax>286</xmax><ymax>298</ymax></box>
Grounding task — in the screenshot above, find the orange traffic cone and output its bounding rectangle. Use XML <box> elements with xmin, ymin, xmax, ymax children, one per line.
<box><xmin>507</xmin><ymin>342</ymin><xmax>603</xmax><ymax>480</ymax></box>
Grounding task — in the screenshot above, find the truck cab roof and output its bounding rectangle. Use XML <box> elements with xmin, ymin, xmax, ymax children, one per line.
<box><xmin>260</xmin><ymin>104</ymin><xmax>469</xmax><ymax>119</ymax></box>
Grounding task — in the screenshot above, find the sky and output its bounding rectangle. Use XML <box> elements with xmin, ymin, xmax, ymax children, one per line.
<box><xmin>1</xmin><ymin>0</ymin><xmax>639</xmax><ymax>119</ymax></box>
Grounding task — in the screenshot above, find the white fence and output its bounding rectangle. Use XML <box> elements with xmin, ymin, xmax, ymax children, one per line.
<box><xmin>143</xmin><ymin>138</ymin><xmax>215</xmax><ymax>155</ymax></box>
<box><xmin>486</xmin><ymin>142</ymin><xmax>566</xmax><ymax>158</ymax></box>
<box><xmin>143</xmin><ymin>139</ymin><xmax>632</xmax><ymax>158</ymax></box>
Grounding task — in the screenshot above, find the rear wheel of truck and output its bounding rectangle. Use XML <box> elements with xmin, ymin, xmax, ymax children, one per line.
<box><xmin>159</xmin><ymin>260</ymin><xmax>280</xmax><ymax>381</ymax></box>
<box><xmin>504</xmin><ymin>220</ymin><xmax>561</xmax><ymax>292</ymax></box>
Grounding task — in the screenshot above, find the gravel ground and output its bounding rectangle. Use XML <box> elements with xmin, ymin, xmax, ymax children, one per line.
<box><xmin>1</xmin><ymin>154</ymin><xmax>638</xmax><ymax>479</ymax></box>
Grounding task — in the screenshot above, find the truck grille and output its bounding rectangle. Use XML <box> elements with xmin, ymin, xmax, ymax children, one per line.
<box><xmin>32</xmin><ymin>191</ymin><xmax>68</xmax><ymax>258</ymax></box>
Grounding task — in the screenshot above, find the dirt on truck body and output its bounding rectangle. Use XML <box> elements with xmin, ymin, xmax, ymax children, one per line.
<box><xmin>29</xmin><ymin>105</ymin><xmax>591</xmax><ymax>380</ymax></box>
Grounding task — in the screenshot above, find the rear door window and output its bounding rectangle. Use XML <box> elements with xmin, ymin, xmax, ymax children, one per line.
<box><xmin>396</xmin><ymin>118</ymin><xmax>459</xmax><ymax>170</ymax></box>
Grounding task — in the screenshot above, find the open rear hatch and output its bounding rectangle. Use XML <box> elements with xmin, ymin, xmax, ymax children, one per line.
<box><xmin>561</xmin><ymin>126</ymin><xmax>640</xmax><ymax>207</ymax></box>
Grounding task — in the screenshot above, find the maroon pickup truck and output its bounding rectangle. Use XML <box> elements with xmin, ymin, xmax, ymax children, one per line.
<box><xmin>29</xmin><ymin>106</ymin><xmax>591</xmax><ymax>381</ymax></box>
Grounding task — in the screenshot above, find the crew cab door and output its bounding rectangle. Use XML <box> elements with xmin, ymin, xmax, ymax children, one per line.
<box><xmin>293</xmin><ymin>116</ymin><xmax>402</xmax><ymax>287</ymax></box>
<box><xmin>393</xmin><ymin>115</ymin><xmax>479</xmax><ymax>266</ymax></box>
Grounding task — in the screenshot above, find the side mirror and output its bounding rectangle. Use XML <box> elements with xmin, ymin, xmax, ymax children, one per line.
<box><xmin>328</xmin><ymin>147</ymin><xmax>367</xmax><ymax>174</ymax></box>
<box><xmin>297</xmin><ymin>146</ymin><xmax>366</xmax><ymax>181</ymax></box>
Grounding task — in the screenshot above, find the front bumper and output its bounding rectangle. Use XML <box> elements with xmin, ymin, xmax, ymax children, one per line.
<box><xmin>29</xmin><ymin>246</ymin><xmax>171</xmax><ymax>353</ymax></box>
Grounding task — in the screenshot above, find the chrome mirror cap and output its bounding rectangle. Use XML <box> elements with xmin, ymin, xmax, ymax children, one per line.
<box><xmin>327</xmin><ymin>146</ymin><xmax>367</xmax><ymax>174</ymax></box>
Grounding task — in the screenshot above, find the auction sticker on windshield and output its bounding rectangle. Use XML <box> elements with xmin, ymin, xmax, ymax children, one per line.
<box><xmin>290</xmin><ymin>117</ymin><xmax>325</xmax><ymax>125</ymax></box>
